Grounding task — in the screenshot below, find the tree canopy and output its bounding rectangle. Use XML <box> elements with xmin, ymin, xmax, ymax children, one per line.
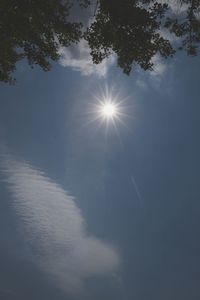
<box><xmin>1</xmin><ymin>0</ymin><xmax>200</xmax><ymax>83</ymax></box>
<box><xmin>85</xmin><ymin>0</ymin><xmax>200</xmax><ymax>74</ymax></box>
<box><xmin>0</xmin><ymin>0</ymin><xmax>82</xmax><ymax>83</ymax></box>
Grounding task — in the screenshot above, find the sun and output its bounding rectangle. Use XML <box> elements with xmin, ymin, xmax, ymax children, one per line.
<box><xmin>100</xmin><ymin>102</ymin><xmax>117</xmax><ymax>119</ymax></box>
<box><xmin>86</xmin><ymin>84</ymin><xmax>130</xmax><ymax>135</ymax></box>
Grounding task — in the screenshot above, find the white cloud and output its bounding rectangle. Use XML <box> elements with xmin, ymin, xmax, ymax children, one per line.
<box><xmin>135</xmin><ymin>53</ymin><xmax>173</xmax><ymax>91</ymax></box>
<box><xmin>1</xmin><ymin>153</ymin><xmax>120</xmax><ymax>294</ymax></box>
<box><xmin>151</xmin><ymin>55</ymin><xmax>167</xmax><ymax>76</ymax></box>
<box><xmin>158</xmin><ymin>0</ymin><xmax>189</xmax><ymax>14</ymax></box>
<box><xmin>168</xmin><ymin>0</ymin><xmax>189</xmax><ymax>14</ymax></box>
<box><xmin>59</xmin><ymin>40</ymin><xmax>115</xmax><ymax>77</ymax></box>
<box><xmin>159</xmin><ymin>27</ymin><xmax>180</xmax><ymax>43</ymax></box>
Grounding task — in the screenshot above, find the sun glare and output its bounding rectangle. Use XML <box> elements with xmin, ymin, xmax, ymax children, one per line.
<box><xmin>101</xmin><ymin>102</ymin><xmax>117</xmax><ymax>119</ymax></box>
<box><xmin>86</xmin><ymin>84</ymin><xmax>130</xmax><ymax>135</ymax></box>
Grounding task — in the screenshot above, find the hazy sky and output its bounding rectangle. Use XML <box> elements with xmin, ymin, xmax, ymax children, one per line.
<box><xmin>0</xmin><ymin>41</ymin><xmax>200</xmax><ymax>300</ymax></box>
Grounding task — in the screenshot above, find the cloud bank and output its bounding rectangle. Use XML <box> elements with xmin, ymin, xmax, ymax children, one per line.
<box><xmin>59</xmin><ymin>40</ymin><xmax>115</xmax><ymax>77</ymax></box>
<box><xmin>1</xmin><ymin>153</ymin><xmax>120</xmax><ymax>294</ymax></box>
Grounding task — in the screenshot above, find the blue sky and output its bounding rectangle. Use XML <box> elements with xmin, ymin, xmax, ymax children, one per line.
<box><xmin>0</xmin><ymin>44</ymin><xmax>200</xmax><ymax>300</ymax></box>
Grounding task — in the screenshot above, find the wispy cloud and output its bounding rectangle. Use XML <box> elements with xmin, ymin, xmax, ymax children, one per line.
<box><xmin>59</xmin><ymin>40</ymin><xmax>115</xmax><ymax>77</ymax></box>
<box><xmin>151</xmin><ymin>55</ymin><xmax>167</xmax><ymax>77</ymax></box>
<box><xmin>1</xmin><ymin>153</ymin><xmax>120</xmax><ymax>294</ymax></box>
<box><xmin>135</xmin><ymin>54</ymin><xmax>169</xmax><ymax>91</ymax></box>
<box><xmin>165</xmin><ymin>0</ymin><xmax>189</xmax><ymax>14</ymax></box>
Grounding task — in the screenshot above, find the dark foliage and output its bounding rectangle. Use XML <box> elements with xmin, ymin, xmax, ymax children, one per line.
<box><xmin>0</xmin><ymin>0</ymin><xmax>82</xmax><ymax>83</ymax></box>
<box><xmin>85</xmin><ymin>0</ymin><xmax>200</xmax><ymax>74</ymax></box>
<box><xmin>0</xmin><ymin>0</ymin><xmax>200</xmax><ymax>83</ymax></box>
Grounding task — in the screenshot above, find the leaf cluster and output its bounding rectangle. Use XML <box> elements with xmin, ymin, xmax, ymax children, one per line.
<box><xmin>0</xmin><ymin>0</ymin><xmax>82</xmax><ymax>83</ymax></box>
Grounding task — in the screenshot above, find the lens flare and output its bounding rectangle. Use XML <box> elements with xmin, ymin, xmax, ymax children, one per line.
<box><xmin>85</xmin><ymin>84</ymin><xmax>131</xmax><ymax>137</ymax></box>
<box><xmin>101</xmin><ymin>102</ymin><xmax>117</xmax><ymax>118</ymax></box>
